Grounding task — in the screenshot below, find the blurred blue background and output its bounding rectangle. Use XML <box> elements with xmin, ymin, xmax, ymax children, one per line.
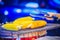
<box><xmin>0</xmin><ymin>0</ymin><xmax>60</xmax><ymax>36</ymax></box>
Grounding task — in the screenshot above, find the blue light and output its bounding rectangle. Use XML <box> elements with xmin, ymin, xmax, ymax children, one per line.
<box><xmin>23</xmin><ymin>9</ymin><xmax>33</xmax><ymax>13</ymax></box>
<box><xmin>4</xmin><ymin>10</ymin><xmax>9</xmax><ymax>15</ymax></box>
<box><xmin>25</xmin><ymin>2</ymin><xmax>39</xmax><ymax>8</ymax></box>
<box><xmin>49</xmin><ymin>0</ymin><xmax>60</xmax><ymax>8</ymax></box>
<box><xmin>53</xmin><ymin>0</ymin><xmax>60</xmax><ymax>4</ymax></box>
<box><xmin>39</xmin><ymin>9</ymin><xmax>57</xmax><ymax>13</ymax></box>
<box><xmin>31</xmin><ymin>10</ymin><xmax>40</xmax><ymax>14</ymax></box>
<box><xmin>14</xmin><ymin>9</ymin><xmax>22</xmax><ymax>13</ymax></box>
<box><xmin>16</xmin><ymin>9</ymin><xmax>22</xmax><ymax>13</ymax></box>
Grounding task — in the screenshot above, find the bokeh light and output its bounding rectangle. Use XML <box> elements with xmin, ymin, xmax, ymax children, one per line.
<box><xmin>25</xmin><ymin>2</ymin><xmax>39</xmax><ymax>8</ymax></box>
<box><xmin>14</xmin><ymin>9</ymin><xmax>22</xmax><ymax>13</ymax></box>
<box><xmin>4</xmin><ymin>10</ymin><xmax>9</xmax><ymax>15</ymax></box>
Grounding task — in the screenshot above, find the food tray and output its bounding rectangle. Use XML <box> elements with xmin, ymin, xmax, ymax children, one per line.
<box><xmin>0</xmin><ymin>23</ymin><xmax>60</xmax><ymax>40</ymax></box>
<box><xmin>0</xmin><ymin>23</ymin><xmax>60</xmax><ymax>34</ymax></box>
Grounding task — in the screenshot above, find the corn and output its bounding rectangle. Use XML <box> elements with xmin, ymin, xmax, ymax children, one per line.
<box><xmin>2</xmin><ymin>23</ymin><xmax>19</xmax><ymax>31</ymax></box>
<box><xmin>13</xmin><ymin>16</ymin><xmax>34</xmax><ymax>26</ymax></box>
<box><xmin>21</xmin><ymin>21</ymin><xmax>33</xmax><ymax>29</ymax></box>
<box><xmin>31</xmin><ymin>20</ymin><xmax>47</xmax><ymax>29</ymax></box>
